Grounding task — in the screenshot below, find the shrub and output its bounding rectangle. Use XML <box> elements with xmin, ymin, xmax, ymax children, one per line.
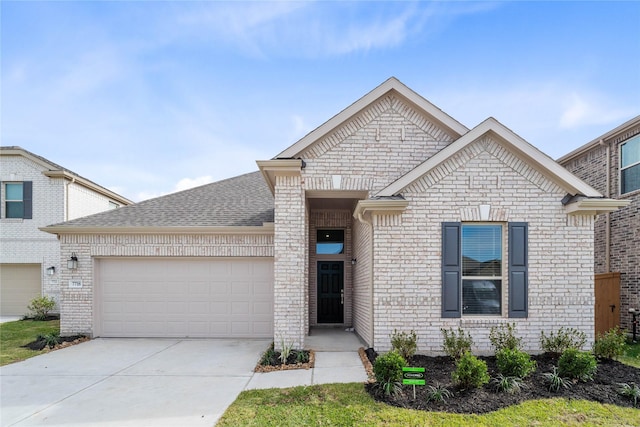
<box><xmin>38</xmin><ymin>333</ymin><xmax>61</xmax><ymax>349</ymax></box>
<box><xmin>618</xmin><ymin>383</ymin><xmax>640</xmax><ymax>407</ymax></box>
<box><xmin>27</xmin><ymin>296</ymin><xmax>56</xmax><ymax>321</ymax></box>
<box><xmin>542</xmin><ymin>367</ymin><xmax>572</xmax><ymax>392</ymax></box>
<box><xmin>390</xmin><ymin>329</ymin><xmax>417</xmax><ymax>361</ymax></box>
<box><xmin>373</xmin><ymin>351</ymin><xmax>406</xmax><ymax>396</ymax></box>
<box><xmin>593</xmin><ymin>327</ymin><xmax>627</xmax><ymax>360</ymax></box>
<box><xmin>496</xmin><ymin>348</ymin><xmax>537</xmax><ymax>379</ymax></box>
<box><xmin>441</xmin><ymin>327</ymin><xmax>473</xmax><ymax>360</ymax></box>
<box><xmin>294</xmin><ymin>350</ymin><xmax>309</xmax><ymax>364</ymax></box>
<box><xmin>259</xmin><ymin>343</ymin><xmax>277</xmax><ymax>366</ymax></box>
<box><xmin>540</xmin><ymin>327</ymin><xmax>587</xmax><ymax>355</ymax></box>
<box><xmin>489</xmin><ymin>323</ymin><xmax>522</xmax><ymax>352</ymax></box>
<box><xmin>558</xmin><ymin>348</ymin><xmax>597</xmax><ymax>382</ymax></box>
<box><xmin>279</xmin><ymin>340</ymin><xmax>293</xmax><ymax>365</ymax></box>
<box><xmin>452</xmin><ymin>351</ymin><xmax>489</xmax><ymax>389</ymax></box>
<box><xmin>425</xmin><ymin>383</ymin><xmax>452</xmax><ymax>403</ymax></box>
<box><xmin>491</xmin><ymin>374</ymin><xmax>524</xmax><ymax>394</ymax></box>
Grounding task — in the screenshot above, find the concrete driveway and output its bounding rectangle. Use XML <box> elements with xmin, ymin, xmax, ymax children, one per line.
<box><xmin>1</xmin><ymin>338</ymin><xmax>270</xmax><ymax>427</ymax></box>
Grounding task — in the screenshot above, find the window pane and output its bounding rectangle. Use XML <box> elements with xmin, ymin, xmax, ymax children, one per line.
<box><xmin>6</xmin><ymin>201</ymin><xmax>24</xmax><ymax>218</ymax></box>
<box><xmin>5</xmin><ymin>183</ymin><xmax>23</xmax><ymax>200</ymax></box>
<box><xmin>316</xmin><ymin>230</ymin><xmax>344</xmax><ymax>254</ymax></box>
<box><xmin>622</xmin><ymin>164</ymin><xmax>640</xmax><ymax>194</ymax></box>
<box><xmin>463</xmin><ymin>279</ymin><xmax>501</xmax><ymax>315</ymax></box>
<box><xmin>462</xmin><ymin>225</ymin><xmax>502</xmax><ymax>276</ymax></box>
<box><xmin>621</xmin><ymin>136</ymin><xmax>640</xmax><ymax>168</ymax></box>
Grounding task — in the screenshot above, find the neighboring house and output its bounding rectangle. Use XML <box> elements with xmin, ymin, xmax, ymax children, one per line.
<box><xmin>42</xmin><ymin>78</ymin><xmax>627</xmax><ymax>353</ymax></box>
<box><xmin>558</xmin><ymin>116</ymin><xmax>640</xmax><ymax>332</ymax></box>
<box><xmin>0</xmin><ymin>147</ymin><xmax>132</xmax><ymax>316</ymax></box>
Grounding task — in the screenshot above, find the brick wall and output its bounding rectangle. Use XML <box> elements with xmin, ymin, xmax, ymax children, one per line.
<box><xmin>561</xmin><ymin>123</ymin><xmax>640</xmax><ymax>331</ymax></box>
<box><xmin>58</xmin><ymin>233</ymin><xmax>274</xmax><ymax>336</ymax></box>
<box><xmin>370</xmin><ymin>137</ymin><xmax>595</xmax><ymax>354</ymax></box>
<box><xmin>352</xmin><ymin>217</ymin><xmax>373</xmax><ymax>346</ymax></box>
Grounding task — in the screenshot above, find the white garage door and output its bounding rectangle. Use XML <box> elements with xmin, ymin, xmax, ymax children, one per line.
<box><xmin>0</xmin><ymin>264</ymin><xmax>41</xmax><ymax>316</ymax></box>
<box><xmin>97</xmin><ymin>258</ymin><xmax>273</xmax><ymax>338</ymax></box>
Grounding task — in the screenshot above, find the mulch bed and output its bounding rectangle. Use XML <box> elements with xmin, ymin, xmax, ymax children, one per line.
<box><xmin>365</xmin><ymin>351</ymin><xmax>640</xmax><ymax>413</ymax></box>
<box><xmin>254</xmin><ymin>348</ymin><xmax>315</xmax><ymax>373</ymax></box>
<box><xmin>22</xmin><ymin>335</ymin><xmax>89</xmax><ymax>351</ymax></box>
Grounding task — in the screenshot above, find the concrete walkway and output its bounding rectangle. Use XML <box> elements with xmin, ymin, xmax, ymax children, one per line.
<box><xmin>1</xmin><ymin>331</ymin><xmax>368</xmax><ymax>427</ymax></box>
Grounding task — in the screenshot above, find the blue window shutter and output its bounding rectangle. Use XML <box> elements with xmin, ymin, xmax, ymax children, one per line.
<box><xmin>508</xmin><ymin>222</ymin><xmax>528</xmax><ymax>318</ymax></box>
<box><xmin>23</xmin><ymin>181</ymin><xmax>33</xmax><ymax>219</ymax></box>
<box><xmin>442</xmin><ymin>222</ymin><xmax>461</xmax><ymax>318</ymax></box>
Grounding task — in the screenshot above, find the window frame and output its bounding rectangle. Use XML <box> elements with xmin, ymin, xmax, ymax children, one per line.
<box><xmin>316</xmin><ymin>229</ymin><xmax>345</xmax><ymax>255</ymax></box>
<box><xmin>620</xmin><ymin>135</ymin><xmax>640</xmax><ymax>195</ymax></box>
<box><xmin>460</xmin><ymin>223</ymin><xmax>504</xmax><ymax>316</ymax></box>
<box><xmin>4</xmin><ymin>182</ymin><xmax>25</xmax><ymax>219</ymax></box>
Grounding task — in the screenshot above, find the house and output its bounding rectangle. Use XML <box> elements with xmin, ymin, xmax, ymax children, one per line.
<box><xmin>41</xmin><ymin>78</ymin><xmax>627</xmax><ymax>353</ymax></box>
<box><xmin>558</xmin><ymin>116</ymin><xmax>640</xmax><ymax>332</ymax></box>
<box><xmin>0</xmin><ymin>147</ymin><xmax>132</xmax><ymax>316</ymax></box>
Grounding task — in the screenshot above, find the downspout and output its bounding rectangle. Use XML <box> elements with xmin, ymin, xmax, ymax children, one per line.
<box><xmin>65</xmin><ymin>177</ymin><xmax>76</xmax><ymax>221</ymax></box>
<box><xmin>601</xmin><ymin>139</ymin><xmax>611</xmax><ymax>272</ymax></box>
<box><xmin>357</xmin><ymin>211</ymin><xmax>375</xmax><ymax>347</ymax></box>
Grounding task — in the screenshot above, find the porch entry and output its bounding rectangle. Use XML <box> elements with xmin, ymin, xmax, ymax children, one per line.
<box><xmin>317</xmin><ymin>261</ymin><xmax>344</xmax><ymax>323</ymax></box>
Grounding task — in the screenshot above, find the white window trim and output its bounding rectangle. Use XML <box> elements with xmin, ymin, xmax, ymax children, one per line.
<box><xmin>619</xmin><ymin>135</ymin><xmax>640</xmax><ymax>195</ymax></box>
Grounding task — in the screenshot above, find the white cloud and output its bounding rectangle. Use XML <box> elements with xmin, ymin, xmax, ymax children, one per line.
<box><xmin>559</xmin><ymin>92</ymin><xmax>634</xmax><ymax>129</ymax></box>
<box><xmin>174</xmin><ymin>176</ymin><xmax>214</xmax><ymax>192</ymax></box>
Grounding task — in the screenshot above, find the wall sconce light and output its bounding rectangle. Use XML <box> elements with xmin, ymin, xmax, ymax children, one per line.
<box><xmin>67</xmin><ymin>253</ymin><xmax>78</xmax><ymax>270</ymax></box>
<box><xmin>351</xmin><ymin>258</ymin><xmax>357</xmax><ymax>265</ymax></box>
<box><xmin>46</xmin><ymin>266</ymin><xmax>56</xmax><ymax>276</ymax></box>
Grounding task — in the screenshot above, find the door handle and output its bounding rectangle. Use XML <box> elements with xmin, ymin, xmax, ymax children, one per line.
<box><xmin>341</xmin><ymin>289</ymin><xmax>344</xmax><ymax>305</ymax></box>
<box><xmin>610</xmin><ymin>304</ymin><xmax>616</xmax><ymax>313</ymax></box>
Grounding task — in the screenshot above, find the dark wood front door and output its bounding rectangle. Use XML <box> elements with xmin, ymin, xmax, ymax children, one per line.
<box><xmin>317</xmin><ymin>261</ymin><xmax>344</xmax><ymax>323</ymax></box>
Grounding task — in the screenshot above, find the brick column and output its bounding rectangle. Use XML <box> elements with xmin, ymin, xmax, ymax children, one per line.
<box><xmin>273</xmin><ymin>174</ymin><xmax>307</xmax><ymax>349</ymax></box>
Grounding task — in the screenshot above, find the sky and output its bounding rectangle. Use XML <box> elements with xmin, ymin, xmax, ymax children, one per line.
<box><xmin>2</xmin><ymin>1</ymin><xmax>639</xmax><ymax>202</ymax></box>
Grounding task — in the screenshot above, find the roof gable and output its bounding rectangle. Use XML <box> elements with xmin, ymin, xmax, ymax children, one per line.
<box><xmin>378</xmin><ymin>117</ymin><xmax>603</xmax><ymax>198</ymax></box>
<box><xmin>276</xmin><ymin>77</ymin><xmax>469</xmax><ymax>159</ymax></box>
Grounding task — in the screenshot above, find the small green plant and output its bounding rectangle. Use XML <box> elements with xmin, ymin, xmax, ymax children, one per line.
<box><xmin>489</xmin><ymin>323</ymin><xmax>522</xmax><ymax>352</ymax></box>
<box><xmin>540</xmin><ymin>327</ymin><xmax>587</xmax><ymax>355</ymax></box>
<box><xmin>390</xmin><ymin>329</ymin><xmax>417</xmax><ymax>361</ymax></box>
<box><xmin>558</xmin><ymin>348</ymin><xmax>597</xmax><ymax>382</ymax></box>
<box><xmin>279</xmin><ymin>339</ymin><xmax>293</xmax><ymax>365</ymax></box>
<box><xmin>542</xmin><ymin>367</ymin><xmax>572</xmax><ymax>392</ymax></box>
<box><xmin>38</xmin><ymin>332</ymin><xmax>61</xmax><ymax>349</ymax></box>
<box><xmin>593</xmin><ymin>326</ymin><xmax>627</xmax><ymax>360</ymax></box>
<box><xmin>618</xmin><ymin>383</ymin><xmax>640</xmax><ymax>407</ymax></box>
<box><xmin>441</xmin><ymin>327</ymin><xmax>473</xmax><ymax>360</ymax></box>
<box><xmin>294</xmin><ymin>349</ymin><xmax>310</xmax><ymax>364</ymax></box>
<box><xmin>259</xmin><ymin>343</ymin><xmax>277</xmax><ymax>366</ymax></box>
<box><xmin>491</xmin><ymin>374</ymin><xmax>524</xmax><ymax>394</ymax></box>
<box><xmin>373</xmin><ymin>350</ymin><xmax>406</xmax><ymax>396</ymax></box>
<box><xmin>27</xmin><ymin>296</ymin><xmax>56</xmax><ymax>321</ymax></box>
<box><xmin>452</xmin><ymin>351</ymin><xmax>489</xmax><ymax>389</ymax></box>
<box><xmin>495</xmin><ymin>348</ymin><xmax>536</xmax><ymax>379</ymax></box>
<box><xmin>425</xmin><ymin>383</ymin><xmax>452</xmax><ymax>403</ymax></box>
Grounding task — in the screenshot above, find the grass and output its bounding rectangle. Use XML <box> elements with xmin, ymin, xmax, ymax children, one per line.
<box><xmin>217</xmin><ymin>383</ymin><xmax>640</xmax><ymax>427</ymax></box>
<box><xmin>617</xmin><ymin>340</ymin><xmax>640</xmax><ymax>368</ymax></box>
<box><xmin>219</xmin><ymin>342</ymin><xmax>640</xmax><ymax>426</ymax></box>
<box><xmin>0</xmin><ymin>318</ymin><xmax>60</xmax><ymax>366</ymax></box>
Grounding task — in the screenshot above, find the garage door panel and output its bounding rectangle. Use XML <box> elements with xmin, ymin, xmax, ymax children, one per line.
<box><xmin>0</xmin><ymin>264</ymin><xmax>42</xmax><ymax>316</ymax></box>
<box><xmin>98</xmin><ymin>258</ymin><xmax>273</xmax><ymax>338</ymax></box>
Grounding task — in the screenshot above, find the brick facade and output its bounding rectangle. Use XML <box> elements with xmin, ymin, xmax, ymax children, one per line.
<box><xmin>1</xmin><ymin>151</ymin><xmax>127</xmax><ymax>310</ymax></box>
<box><xmin>560</xmin><ymin>119</ymin><xmax>640</xmax><ymax>331</ymax></box>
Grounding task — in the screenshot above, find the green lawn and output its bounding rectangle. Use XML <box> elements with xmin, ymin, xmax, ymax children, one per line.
<box><xmin>219</xmin><ymin>342</ymin><xmax>640</xmax><ymax>426</ymax></box>
<box><xmin>217</xmin><ymin>383</ymin><xmax>639</xmax><ymax>427</ymax></box>
<box><xmin>0</xmin><ymin>319</ymin><xmax>60</xmax><ymax>366</ymax></box>
<box><xmin>618</xmin><ymin>340</ymin><xmax>640</xmax><ymax>368</ymax></box>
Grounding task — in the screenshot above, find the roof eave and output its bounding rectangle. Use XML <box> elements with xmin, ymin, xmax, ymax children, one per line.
<box><xmin>256</xmin><ymin>159</ymin><xmax>303</xmax><ymax>195</ymax></box>
<box><xmin>40</xmin><ymin>223</ymin><xmax>275</xmax><ymax>235</ymax></box>
<box><xmin>564</xmin><ymin>199</ymin><xmax>631</xmax><ymax>216</ymax></box>
<box><xmin>353</xmin><ymin>198</ymin><xmax>409</xmax><ymax>220</ymax></box>
<box><xmin>43</xmin><ymin>170</ymin><xmax>133</xmax><ymax>205</ymax></box>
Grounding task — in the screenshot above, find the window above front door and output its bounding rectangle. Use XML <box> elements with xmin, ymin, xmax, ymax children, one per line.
<box><xmin>316</xmin><ymin>229</ymin><xmax>344</xmax><ymax>254</ymax></box>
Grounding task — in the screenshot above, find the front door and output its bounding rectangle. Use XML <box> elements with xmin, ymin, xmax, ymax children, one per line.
<box><xmin>317</xmin><ymin>261</ymin><xmax>344</xmax><ymax>323</ymax></box>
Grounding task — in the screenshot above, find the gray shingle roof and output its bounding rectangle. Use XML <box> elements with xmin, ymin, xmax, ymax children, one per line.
<box><xmin>47</xmin><ymin>171</ymin><xmax>274</xmax><ymax>229</ymax></box>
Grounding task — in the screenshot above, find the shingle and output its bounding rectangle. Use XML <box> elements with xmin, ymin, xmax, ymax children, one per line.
<box><xmin>48</xmin><ymin>171</ymin><xmax>274</xmax><ymax>228</ymax></box>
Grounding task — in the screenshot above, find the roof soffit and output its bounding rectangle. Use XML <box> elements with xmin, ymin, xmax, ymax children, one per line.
<box><xmin>276</xmin><ymin>77</ymin><xmax>469</xmax><ymax>159</ymax></box>
<box><xmin>378</xmin><ymin>117</ymin><xmax>603</xmax><ymax>198</ymax></box>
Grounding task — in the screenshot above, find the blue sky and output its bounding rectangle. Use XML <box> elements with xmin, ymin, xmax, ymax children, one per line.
<box><xmin>2</xmin><ymin>1</ymin><xmax>639</xmax><ymax>202</ymax></box>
